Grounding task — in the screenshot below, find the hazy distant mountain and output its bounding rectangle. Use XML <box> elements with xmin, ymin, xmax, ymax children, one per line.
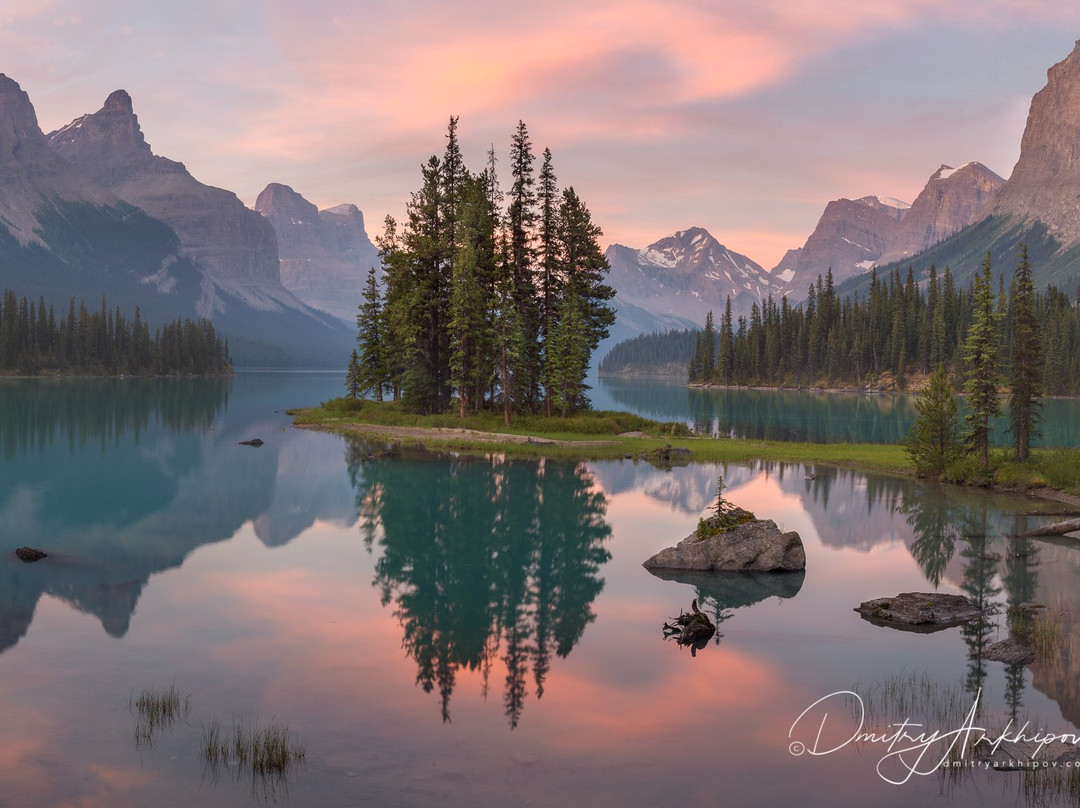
<box><xmin>0</xmin><ymin>79</ymin><xmax>355</xmax><ymax>365</ymax></box>
<box><xmin>254</xmin><ymin>182</ymin><xmax>381</xmax><ymax>323</ymax></box>
<box><xmin>875</xmin><ymin>162</ymin><xmax>1004</xmax><ymax>267</ymax></box>
<box><xmin>771</xmin><ymin>196</ymin><xmax>909</xmax><ymax>288</ymax></box>
<box><xmin>605</xmin><ymin>227</ymin><xmax>793</xmax><ymax>326</ymax></box>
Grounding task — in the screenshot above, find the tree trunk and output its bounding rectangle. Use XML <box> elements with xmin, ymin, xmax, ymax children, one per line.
<box><xmin>1020</xmin><ymin>518</ymin><xmax>1080</xmax><ymax>538</ymax></box>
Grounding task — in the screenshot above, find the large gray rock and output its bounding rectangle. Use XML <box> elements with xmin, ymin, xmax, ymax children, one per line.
<box><xmin>856</xmin><ymin>592</ymin><xmax>982</xmax><ymax>632</ymax></box>
<box><xmin>643</xmin><ymin>519</ymin><xmax>805</xmax><ymax>573</ymax></box>
<box><xmin>982</xmin><ymin>639</ymin><xmax>1037</xmax><ymax>666</ymax></box>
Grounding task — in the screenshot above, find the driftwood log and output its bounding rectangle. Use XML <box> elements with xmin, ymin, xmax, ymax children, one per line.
<box><xmin>1020</xmin><ymin>517</ymin><xmax>1080</xmax><ymax>538</ymax></box>
<box><xmin>662</xmin><ymin>599</ymin><xmax>716</xmax><ymax>653</ymax></box>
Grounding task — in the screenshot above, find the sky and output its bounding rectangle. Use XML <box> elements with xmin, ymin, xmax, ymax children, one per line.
<box><xmin>3</xmin><ymin>0</ymin><xmax>1080</xmax><ymax>270</ymax></box>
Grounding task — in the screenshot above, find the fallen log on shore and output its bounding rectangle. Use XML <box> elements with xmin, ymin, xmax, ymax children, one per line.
<box><xmin>1020</xmin><ymin>517</ymin><xmax>1080</xmax><ymax>538</ymax></box>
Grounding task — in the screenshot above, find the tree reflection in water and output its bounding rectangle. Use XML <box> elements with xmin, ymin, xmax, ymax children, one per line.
<box><xmin>900</xmin><ymin>490</ymin><xmax>1045</xmax><ymax>712</ymax></box>
<box><xmin>347</xmin><ymin>444</ymin><xmax>612</xmax><ymax>728</ymax></box>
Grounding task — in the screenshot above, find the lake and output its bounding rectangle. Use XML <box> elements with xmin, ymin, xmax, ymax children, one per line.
<box><xmin>591</xmin><ymin>375</ymin><xmax>1080</xmax><ymax>447</ymax></box>
<box><xmin>1</xmin><ymin>372</ymin><xmax>1079</xmax><ymax>807</ymax></box>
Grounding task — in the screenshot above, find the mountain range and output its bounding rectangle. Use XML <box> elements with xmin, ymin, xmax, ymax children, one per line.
<box><xmin>610</xmin><ymin>42</ymin><xmax>1080</xmax><ymax>339</ymax></box>
<box><xmin>6</xmin><ymin>40</ymin><xmax>1080</xmax><ymax>366</ymax></box>
<box><xmin>608</xmin><ymin>159</ymin><xmax>1008</xmax><ymax>337</ymax></box>
<box><xmin>0</xmin><ymin>77</ymin><xmax>362</xmax><ymax>366</ymax></box>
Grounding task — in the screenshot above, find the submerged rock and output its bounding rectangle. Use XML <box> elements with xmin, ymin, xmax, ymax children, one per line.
<box><xmin>855</xmin><ymin>592</ymin><xmax>982</xmax><ymax>632</ymax></box>
<box><xmin>643</xmin><ymin>519</ymin><xmax>805</xmax><ymax>572</ymax></box>
<box><xmin>982</xmin><ymin>639</ymin><xmax>1036</xmax><ymax>666</ymax></box>
<box><xmin>14</xmin><ymin>547</ymin><xmax>47</xmax><ymax>563</ymax></box>
<box><xmin>639</xmin><ymin>445</ymin><xmax>691</xmax><ymax>468</ymax></box>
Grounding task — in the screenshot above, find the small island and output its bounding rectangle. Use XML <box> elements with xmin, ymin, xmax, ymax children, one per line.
<box><xmin>642</xmin><ymin>475</ymin><xmax>805</xmax><ymax>573</ymax></box>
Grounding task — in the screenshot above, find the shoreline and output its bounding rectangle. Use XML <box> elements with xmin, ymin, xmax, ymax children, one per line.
<box><xmin>290</xmin><ymin>409</ymin><xmax>1080</xmax><ymax>506</ymax></box>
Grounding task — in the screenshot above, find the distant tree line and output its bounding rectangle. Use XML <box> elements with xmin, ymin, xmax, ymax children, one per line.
<box><xmin>348</xmin><ymin>117</ymin><xmax>615</xmax><ymax>421</ymax></box>
<box><xmin>597</xmin><ymin>329</ymin><xmax>697</xmax><ymax>377</ymax></box>
<box><xmin>0</xmin><ymin>289</ymin><xmax>231</xmax><ymax>375</ymax></box>
<box><xmin>680</xmin><ymin>256</ymin><xmax>1080</xmax><ymax>396</ymax></box>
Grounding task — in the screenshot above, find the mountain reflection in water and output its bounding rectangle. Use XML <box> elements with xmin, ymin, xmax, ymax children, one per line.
<box><xmin>4</xmin><ymin>375</ymin><xmax>1080</xmax><ymax>807</ymax></box>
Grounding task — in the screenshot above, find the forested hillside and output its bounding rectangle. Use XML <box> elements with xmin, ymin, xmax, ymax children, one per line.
<box><xmin>688</xmin><ymin>259</ymin><xmax>1080</xmax><ymax>395</ymax></box>
<box><xmin>597</xmin><ymin>329</ymin><xmax>697</xmax><ymax>377</ymax></box>
<box><xmin>605</xmin><ymin>251</ymin><xmax>1080</xmax><ymax>396</ymax></box>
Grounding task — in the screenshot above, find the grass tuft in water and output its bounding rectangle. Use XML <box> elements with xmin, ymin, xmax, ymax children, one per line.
<box><xmin>200</xmin><ymin>717</ymin><xmax>307</xmax><ymax>774</ymax></box>
<box><xmin>131</xmin><ymin>684</ymin><xmax>191</xmax><ymax>749</ymax></box>
<box><xmin>854</xmin><ymin>671</ymin><xmax>975</xmax><ymax>732</ymax></box>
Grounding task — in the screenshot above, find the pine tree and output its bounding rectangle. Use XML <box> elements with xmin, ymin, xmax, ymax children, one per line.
<box><xmin>1007</xmin><ymin>243</ymin><xmax>1043</xmax><ymax>461</ymax></box>
<box><xmin>717</xmin><ymin>297</ymin><xmax>734</xmax><ymax>385</ymax></box>
<box><xmin>904</xmin><ymin>364</ymin><xmax>961</xmax><ymax>476</ymax></box>
<box><xmin>356</xmin><ymin>266</ymin><xmax>387</xmax><ymax>401</ymax></box>
<box><xmin>554</xmin><ymin>187</ymin><xmax>615</xmax><ymax>355</ymax></box>
<box><xmin>962</xmin><ymin>253</ymin><xmax>1002</xmax><ymax>471</ymax></box>
<box><xmin>701</xmin><ymin>311</ymin><xmax>716</xmax><ymax>381</ymax></box>
<box><xmin>537</xmin><ymin>148</ymin><xmax>561</xmax><ymax>413</ymax></box>
<box><xmin>507</xmin><ymin>120</ymin><xmax>541</xmax><ymax>406</ymax></box>
<box><xmin>546</xmin><ymin>292</ymin><xmax>590</xmax><ymax>416</ymax></box>
<box><xmin>345</xmin><ymin>349</ymin><xmax>362</xmax><ymax>399</ymax></box>
<box><xmin>449</xmin><ymin>174</ymin><xmax>497</xmax><ymax>417</ymax></box>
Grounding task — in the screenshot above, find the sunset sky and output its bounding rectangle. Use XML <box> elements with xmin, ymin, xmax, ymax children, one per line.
<box><xmin>3</xmin><ymin>1</ymin><xmax>1080</xmax><ymax>269</ymax></box>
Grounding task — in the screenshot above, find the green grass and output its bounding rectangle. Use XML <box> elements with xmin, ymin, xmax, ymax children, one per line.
<box><xmin>200</xmin><ymin>717</ymin><xmax>307</xmax><ymax>774</ymax></box>
<box><xmin>291</xmin><ymin>398</ymin><xmax>912</xmax><ymax>473</ymax></box>
<box><xmin>946</xmin><ymin>447</ymin><xmax>1080</xmax><ymax>497</ymax></box>
<box><xmin>131</xmin><ymin>684</ymin><xmax>191</xmax><ymax>749</ymax></box>
<box><xmin>293</xmin><ymin>399</ymin><xmax>1080</xmax><ymax>496</ymax></box>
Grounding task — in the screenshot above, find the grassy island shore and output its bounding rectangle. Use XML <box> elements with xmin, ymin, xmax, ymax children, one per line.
<box><xmin>291</xmin><ymin>397</ymin><xmax>1080</xmax><ymax>500</ymax></box>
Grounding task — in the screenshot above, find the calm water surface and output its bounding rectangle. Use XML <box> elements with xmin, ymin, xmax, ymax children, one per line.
<box><xmin>2</xmin><ymin>373</ymin><xmax>1080</xmax><ymax>807</ymax></box>
<box><xmin>592</xmin><ymin>375</ymin><xmax>1080</xmax><ymax>446</ymax></box>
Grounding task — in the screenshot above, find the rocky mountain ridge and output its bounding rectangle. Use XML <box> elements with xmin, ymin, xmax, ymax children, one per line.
<box><xmin>254</xmin><ymin>182</ymin><xmax>381</xmax><ymax>322</ymax></box>
<box><xmin>605</xmin><ymin>227</ymin><xmax>794</xmax><ymax>326</ymax></box>
<box><xmin>0</xmin><ymin>76</ymin><xmax>353</xmax><ymax>366</ymax></box>
<box><xmin>613</xmin><ymin>159</ymin><xmax>1005</xmax><ymax>336</ymax></box>
<box><xmin>47</xmin><ymin>90</ymin><xmax>288</xmax><ymax>303</ymax></box>
<box><xmin>988</xmin><ymin>40</ymin><xmax>1080</xmax><ymax>244</ymax></box>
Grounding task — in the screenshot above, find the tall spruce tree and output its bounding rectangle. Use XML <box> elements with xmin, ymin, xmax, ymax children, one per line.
<box><xmin>550</xmin><ymin>186</ymin><xmax>615</xmax><ymax>407</ymax></box>
<box><xmin>448</xmin><ymin>173</ymin><xmax>497</xmax><ymax>417</ymax></box>
<box><xmin>701</xmin><ymin>311</ymin><xmax>716</xmax><ymax>382</ymax></box>
<box><xmin>356</xmin><ymin>266</ymin><xmax>387</xmax><ymax>401</ymax></box>
<box><xmin>345</xmin><ymin>349</ymin><xmax>362</xmax><ymax>399</ymax></box>
<box><xmin>962</xmin><ymin>253</ymin><xmax>1002</xmax><ymax>471</ymax></box>
<box><xmin>1007</xmin><ymin>243</ymin><xmax>1043</xmax><ymax>461</ymax></box>
<box><xmin>507</xmin><ymin>121</ymin><xmax>541</xmax><ymax>406</ymax></box>
<box><xmin>537</xmin><ymin>148</ymin><xmax>561</xmax><ymax>413</ymax></box>
<box><xmin>904</xmin><ymin>364</ymin><xmax>961</xmax><ymax>476</ymax></box>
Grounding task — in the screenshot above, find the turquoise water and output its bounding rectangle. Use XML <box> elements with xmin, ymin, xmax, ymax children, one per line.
<box><xmin>1</xmin><ymin>373</ymin><xmax>1079</xmax><ymax>807</ymax></box>
<box><xmin>592</xmin><ymin>376</ymin><xmax>1080</xmax><ymax>447</ymax></box>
